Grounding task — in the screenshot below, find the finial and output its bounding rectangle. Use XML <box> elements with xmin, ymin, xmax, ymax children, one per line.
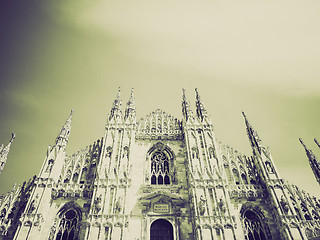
<box><xmin>299</xmin><ymin>138</ymin><xmax>306</xmax><ymax>148</ymax></box>
<box><xmin>315</xmin><ymin>138</ymin><xmax>320</xmax><ymax>148</ymax></box>
<box><xmin>125</xmin><ymin>88</ymin><xmax>136</xmax><ymax>121</ymax></box>
<box><xmin>195</xmin><ymin>88</ymin><xmax>201</xmax><ymax>102</ymax></box>
<box><xmin>10</xmin><ymin>133</ymin><xmax>16</xmax><ymax>143</ymax></box>
<box><xmin>194</xmin><ymin>88</ymin><xmax>208</xmax><ymax>121</ymax></box>
<box><xmin>181</xmin><ymin>88</ymin><xmax>194</xmax><ymax>121</ymax></box>
<box><xmin>117</xmin><ymin>87</ymin><xmax>121</xmax><ymax>98</ymax></box>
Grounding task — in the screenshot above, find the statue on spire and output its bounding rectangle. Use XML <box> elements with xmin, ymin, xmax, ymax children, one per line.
<box><xmin>300</xmin><ymin>138</ymin><xmax>320</xmax><ymax>186</ymax></box>
<box><xmin>124</xmin><ymin>88</ymin><xmax>136</xmax><ymax>122</ymax></box>
<box><xmin>181</xmin><ymin>88</ymin><xmax>194</xmax><ymax>122</ymax></box>
<box><xmin>195</xmin><ymin>88</ymin><xmax>208</xmax><ymax>122</ymax></box>
<box><xmin>108</xmin><ymin>87</ymin><xmax>123</xmax><ymax>122</ymax></box>
<box><xmin>0</xmin><ymin>133</ymin><xmax>15</xmax><ymax>174</ymax></box>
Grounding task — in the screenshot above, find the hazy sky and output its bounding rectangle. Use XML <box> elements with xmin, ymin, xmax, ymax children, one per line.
<box><xmin>1</xmin><ymin>0</ymin><xmax>320</xmax><ymax>197</ymax></box>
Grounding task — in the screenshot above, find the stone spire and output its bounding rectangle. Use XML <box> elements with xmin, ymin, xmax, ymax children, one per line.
<box><xmin>315</xmin><ymin>138</ymin><xmax>320</xmax><ymax>149</ymax></box>
<box><xmin>55</xmin><ymin>109</ymin><xmax>74</xmax><ymax>150</ymax></box>
<box><xmin>124</xmin><ymin>88</ymin><xmax>136</xmax><ymax>122</ymax></box>
<box><xmin>108</xmin><ymin>87</ymin><xmax>123</xmax><ymax>122</ymax></box>
<box><xmin>300</xmin><ymin>138</ymin><xmax>320</xmax><ymax>185</ymax></box>
<box><xmin>242</xmin><ymin>112</ymin><xmax>262</xmax><ymax>153</ymax></box>
<box><xmin>195</xmin><ymin>88</ymin><xmax>208</xmax><ymax>122</ymax></box>
<box><xmin>0</xmin><ymin>133</ymin><xmax>15</xmax><ymax>174</ymax></box>
<box><xmin>182</xmin><ymin>88</ymin><xmax>194</xmax><ymax>122</ymax></box>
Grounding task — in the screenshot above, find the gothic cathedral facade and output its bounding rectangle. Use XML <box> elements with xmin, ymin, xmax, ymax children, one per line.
<box><xmin>1</xmin><ymin>88</ymin><xmax>320</xmax><ymax>240</ymax></box>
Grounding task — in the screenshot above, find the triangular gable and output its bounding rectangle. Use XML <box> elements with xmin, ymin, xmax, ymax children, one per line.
<box><xmin>139</xmin><ymin>190</ymin><xmax>185</xmax><ymax>204</ymax></box>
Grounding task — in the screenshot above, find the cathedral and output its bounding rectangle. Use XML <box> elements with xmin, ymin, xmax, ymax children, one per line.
<box><xmin>1</xmin><ymin>88</ymin><xmax>320</xmax><ymax>240</ymax></box>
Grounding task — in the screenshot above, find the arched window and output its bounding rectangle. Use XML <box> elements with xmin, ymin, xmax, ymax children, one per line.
<box><xmin>54</xmin><ymin>207</ymin><xmax>81</xmax><ymax>240</ymax></box>
<box><xmin>151</xmin><ymin>151</ymin><xmax>170</xmax><ymax>185</ymax></box>
<box><xmin>242</xmin><ymin>209</ymin><xmax>269</xmax><ymax>240</ymax></box>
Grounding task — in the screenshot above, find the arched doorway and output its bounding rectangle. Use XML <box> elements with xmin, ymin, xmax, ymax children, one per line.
<box><xmin>150</xmin><ymin>219</ymin><xmax>173</xmax><ymax>240</ymax></box>
<box><xmin>241</xmin><ymin>209</ymin><xmax>269</xmax><ymax>240</ymax></box>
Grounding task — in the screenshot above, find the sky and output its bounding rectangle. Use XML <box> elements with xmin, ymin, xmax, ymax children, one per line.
<box><xmin>1</xmin><ymin>0</ymin><xmax>320</xmax><ymax>197</ymax></box>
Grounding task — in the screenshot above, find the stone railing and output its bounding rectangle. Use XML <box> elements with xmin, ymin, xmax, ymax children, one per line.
<box><xmin>195</xmin><ymin>215</ymin><xmax>236</xmax><ymax>228</ymax></box>
<box><xmin>51</xmin><ymin>183</ymin><xmax>92</xmax><ymax>199</ymax></box>
<box><xmin>228</xmin><ymin>184</ymin><xmax>266</xmax><ymax>200</ymax></box>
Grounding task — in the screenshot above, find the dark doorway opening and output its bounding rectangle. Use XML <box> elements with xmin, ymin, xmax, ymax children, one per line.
<box><xmin>150</xmin><ymin>219</ymin><xmax>174</xmax><ymax>240</ymax></box>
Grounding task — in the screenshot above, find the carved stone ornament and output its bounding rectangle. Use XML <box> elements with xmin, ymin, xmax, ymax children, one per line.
<box><xmin>218</xmin><ymin>198</ymin><xmax>226</xmax><ymax>214</ymax></box>
<box><xmin>280</xmin><ymin>196</ymin><xmax>290</xmax><ymax>214</ymax></box>
<box><xmin>93</xmin><ymin>195</ymin><xmax>102</xmax><ymax>214</ymax></box>
<box><xmin>155</xmin><ymin>142</ymin><xmax>165</xmax><ymax>150</ymax></box>
<box><xmin>198</xmin><ymin>195</ymin><xmax>206</xmax><ymax>216</ymax></box>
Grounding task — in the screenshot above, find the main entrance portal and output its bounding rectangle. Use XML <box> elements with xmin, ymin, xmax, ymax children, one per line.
<box><xmin>150</xmin><ymin>219</ymin><xmax>174</xmax><ymax>240</ymax></box>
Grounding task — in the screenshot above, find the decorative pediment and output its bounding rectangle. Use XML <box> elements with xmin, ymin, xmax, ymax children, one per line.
<box><xmin>136</xmin><ymin>109</ymin><xmax>182</xmax><ymax>140</ymax></box>
<box><xmin>139</xmin><ymin>190</ymin><xmax>185</xmax><ymax>205</ymax></box>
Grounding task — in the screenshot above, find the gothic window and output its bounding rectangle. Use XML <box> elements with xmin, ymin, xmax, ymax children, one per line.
<box><xmin>242</xmin><ymin>209</ymin><xmax>268</xmax><ymax>240</ymax></box>
<box><xmin>151</xmin><ymin>151</ymin><xmax>170</xmax><ymax>185</ymax></box>
<box><xmin>55</xmin><ymin>208</ymin><xmax>81</xmax><ymax>240</ymax></box>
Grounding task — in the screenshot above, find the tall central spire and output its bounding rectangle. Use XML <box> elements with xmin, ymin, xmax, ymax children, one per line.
<box><xmin>109</xmin><ymin>87</ymin><xmax>123</xmax><ymax>122</ymax></box>
<box><xmin>182</xmin><ymin>88</ymin><xmax>194</xmax><ymax>122</ymax></box>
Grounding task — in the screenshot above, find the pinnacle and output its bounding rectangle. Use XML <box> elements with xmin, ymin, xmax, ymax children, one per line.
<box><xmin>10</xmin><ymin>133</ymin><xmax>15</xmax><ymax>143</ymax></box>
<box><xmin>299</xmin><ymin>138</ymin><xmax>306</xmax><ymax>148</ymax></box>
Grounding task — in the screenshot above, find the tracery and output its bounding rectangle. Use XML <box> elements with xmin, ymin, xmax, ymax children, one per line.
<box><xmin>55</xmin><ymin>208</ymin><xmax>81</xmax><ymax>240</ymax></box>
<box><xmin>242</xmin><ymin>209</ymin><xmax>268</xmax><ymax>240</ymax></box>
<box><xmin>151</xmin><ymin>151</ymin><xmax>170</xmax><ymax>185</ymax></box>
